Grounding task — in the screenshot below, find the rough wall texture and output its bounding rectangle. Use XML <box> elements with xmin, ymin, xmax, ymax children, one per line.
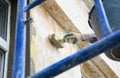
<box><xmin>56</xmin><ymin>0</ymin><xmax>94</xmax><ymax>35</ymax></box>
<box><xmin>29</xmin><ymin>0</ymin><xmax>118</xmax><ymax>78</ymax></box>
<box><xmin>30</xmin><ymin>5</ymin><xmax>81</xmax><ymax>78</ymax></box>
<box><xmin>42</xmin><ymin>0</ymin><xmax>80</xmax><ymax>33</ymax></box>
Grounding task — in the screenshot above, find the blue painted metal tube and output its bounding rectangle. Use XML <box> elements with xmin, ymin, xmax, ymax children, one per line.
<box><xmin>29</xmin><ymin>30</ymin><xmax>120</xmax><ymax>78</ymax></box>
<box><xmin>24</xmin><ymin>0</ymin><xmax>46</xmax><ymax>12</ymax></box>
<box><xmin>94</xmin><ymin>0</ymin><xmax>113</xmax><ymax>37</ymax></box>
<box><xmin>12</xmin><ymin>0</ymin><xmax>27</xmax><ymax>78</ymax></box>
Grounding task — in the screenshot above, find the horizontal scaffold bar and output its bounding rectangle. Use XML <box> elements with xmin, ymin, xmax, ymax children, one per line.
<box><xmin>24</xmin><ymin>0</ymin><xmax>46</xmax><ymax>12</ymax></box>
<box><xmin>29</xmin><ymin>29</ymin><xmax>120</xmax><ymax>78</ymax></box>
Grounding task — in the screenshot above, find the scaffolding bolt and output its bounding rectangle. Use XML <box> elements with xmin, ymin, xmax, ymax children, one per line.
<box><xmin>23</xmin><ymin>18</ymin><xmax>33</xmax><ymax>24</ymax></box>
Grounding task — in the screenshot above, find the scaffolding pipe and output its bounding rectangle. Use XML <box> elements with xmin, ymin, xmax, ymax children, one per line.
<box><xmin>24</xmin><ymin>0</ymin><xmax>46</xmax><ymax>12</ymax></box>
<box><xmin>29</xmin><ymin>29</ymin><xmax>120</xmax><ymax>78</ymax></box>
<box><xmin>94</xmin><ymin>0</ymin><xmax>113</xmax><ymax>37</ymax></box>
<box><xmin>12</xmin><ymin>0</ymin><xmax>27</xmax><ymax>78</ymax></box>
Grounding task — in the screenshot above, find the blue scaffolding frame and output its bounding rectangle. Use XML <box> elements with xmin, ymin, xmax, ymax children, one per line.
<box><xmin>12</xmin><ymin>0</ymin><xmax>120</xmax><ymax>78</ymax></box>
<box><xmin>12</xmin><ymin>0</ymin><xmax>27</xmax><ymax>78</ymax></box>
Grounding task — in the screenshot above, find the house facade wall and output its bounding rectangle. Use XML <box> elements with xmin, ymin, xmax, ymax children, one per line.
<box><xmin>4</xmin><ymin>0</ymin><xmax>119</xmax><ymax>78</ymax></box>
<box><xmin>30</xmin><ymin>5</ymin><xmax>82</xmax><ymax>78</ymax></box>
<box><xmin>29</xmin><ymin>0</ymin><xmax>118</xmax><ymax>78</ymax></box>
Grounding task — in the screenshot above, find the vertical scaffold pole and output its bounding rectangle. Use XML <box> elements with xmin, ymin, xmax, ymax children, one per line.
<box><xmin>94</xmin><ymin>0</ymin><xmax>113</xmax><ymax>37</ymax></box>
<box><xmin>12</xmin><ymin>0</ymin><xmax>27</xmax><ymax>78</ymax></box>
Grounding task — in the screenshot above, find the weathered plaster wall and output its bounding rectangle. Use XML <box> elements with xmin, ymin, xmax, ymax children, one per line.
<box><xmin>30</xmin><ymin>5</ymin><xmax>81</xmax><ymax>78</ymax></box>
<box><xmin>29</xmin><ymin>0</ymin><xmax>118</xmax><ymax>78</ymax></box>
<box><xmin>54</xmin><ymin>0</ymin><xmax>118</xmax><ymax>78</ymax></box>
<box><xmin>42</xmin><ymin>0</ymin><xmax>80</xmax><ymax>33</ymax></box>
<box><xmin>56</xmin><ymin>0</ymin><xmax>94</xmax><ymax>35</ymax></box>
